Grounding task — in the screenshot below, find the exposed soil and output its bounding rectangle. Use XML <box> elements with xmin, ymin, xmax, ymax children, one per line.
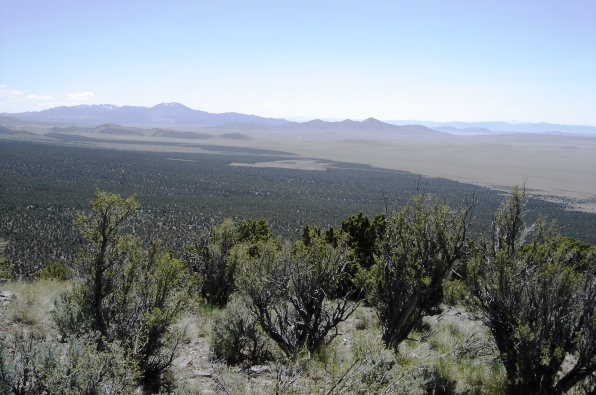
<box><xmin>229</xmin><ymin>159</ymin><xmax>335</xmax><ymax>171</ymax></box>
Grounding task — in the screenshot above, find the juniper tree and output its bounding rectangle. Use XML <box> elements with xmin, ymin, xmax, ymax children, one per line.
<box><xmin>185</xmin><ymin>218</ymin><xmax>238</xmax><ymax>307</ymax></box>
<box><xmin>374</xmin><ymin>193</ymin><xmax>473</xmax><ymax>352</ymax></box>
<box><xmin>467</xmin><ymin>186</ymin><xmax>596</xmax><ymax>394</ymax></box>
<box><xmin>236</xmin><ymin>236</ymin><xmax>358</xmax><ymax>358</ymax></box>
<box><xmin>54</xmin><ymin>190</ymin><xmax>198</xmax><ymax>391</ymax></box>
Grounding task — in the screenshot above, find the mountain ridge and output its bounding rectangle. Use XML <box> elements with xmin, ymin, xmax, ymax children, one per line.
<box><xmin>387</xmin><ymin>119</ymin><xmax>596</xmax><ymax>135</ymax></box>
<box><xmin>3</xmin><ymin>103</ymin><xmax>596</xmax><ymax>136</ymax></box>
<box><xmin>3</xmin><ymin>102</ymin><xmax>288</xmax><ymax>128</ymax></box>
<box><xmin>2</xmin><ymin>104</ymin><xmax>444</xmax><ymax>137</ymax></box>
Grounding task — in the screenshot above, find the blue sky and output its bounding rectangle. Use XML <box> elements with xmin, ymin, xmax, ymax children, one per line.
<box><xmin>1</xmin><ymin>0</ymin><xmax>595</xmax><ymax>124</ymax></box>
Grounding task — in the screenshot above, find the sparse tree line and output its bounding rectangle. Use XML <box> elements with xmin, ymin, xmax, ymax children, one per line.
<box><xmin>0</xmin><ymin>186</ymin><xmax>595</xmax><ymax>394</ymax></box>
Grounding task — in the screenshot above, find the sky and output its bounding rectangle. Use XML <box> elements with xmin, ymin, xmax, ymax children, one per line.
<box><xmin>1</xmin><ymin>0</ymin><xmax>595</xmax><ymax>125</ymax></box>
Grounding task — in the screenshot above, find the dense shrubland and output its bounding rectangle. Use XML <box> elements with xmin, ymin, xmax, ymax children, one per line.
<box><xmin>2</xmin><ymin>140</ymin><xmax>595</xmax><ymax>279</ymax></box>
<box><xmin>1</xmin><ymin>184</ymin><xmax>595</xmax><ymax>393</ymax></box>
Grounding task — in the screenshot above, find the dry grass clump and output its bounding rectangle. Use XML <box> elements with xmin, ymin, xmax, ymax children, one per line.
<box><xmin>1</xmin><ymin>279</ymin><xmax>70</xmax><ymax>329</ymax></box>
<box><xmin>407</xmin><ymin>312</ymin><xmax>505</xmax><ymax>395</ymax></box>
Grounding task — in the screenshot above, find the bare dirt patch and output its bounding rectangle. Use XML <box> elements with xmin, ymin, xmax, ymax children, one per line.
<box><xmin>167</xmin><ymin>158</ymin><xmax>198</xmax><ymax>162</ymax></box>
<box><xmin>229</xmin><ymin>159</ymin><xmax>335</xmax><ymax>171</ymax></box>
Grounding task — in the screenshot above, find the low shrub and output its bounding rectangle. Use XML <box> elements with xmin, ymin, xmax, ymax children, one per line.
<box><xmin>0</xmin><ymin>330</ymin><xmax>138</xmax><ymax>394</ymax></box>
<box><xmin>34</xmin><ymin>262</ymin><xmax>72</xmax><ymax>281</ymax></box>
<box><xmin>211</xmin><ymin>295</ymin><xmax>273</xmax><ymax>364</ymax></box>
<box><xmin>53</xmin><ymin>286</ymin><xmax>89</xmax><ymax>339</ymax></box>
<box><xmin>0</xmin><ymin>257</ymin><xmax>14</xmax><ymax>281</ymax></box>
<box><xmin>443</xmin><ymin>279</ymin><xmax>469</xmax><ymax>307</ymax></box>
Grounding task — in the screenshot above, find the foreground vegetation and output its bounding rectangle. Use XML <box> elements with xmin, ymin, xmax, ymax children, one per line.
<box><xmin>1</xmin><ymin>184</ymin><xmax>594</xmax><ymax>394</ymax></box>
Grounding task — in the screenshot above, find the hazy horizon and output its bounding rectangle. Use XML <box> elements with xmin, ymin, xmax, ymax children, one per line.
<box><xmin>1</xmin><ymin>1</ymin><xmax>595</xmax><ymax>125</ymax></box>
<box><xmin>5</xmin><ymin>101</ymin><xmax>596</xmax><ymax>129</ymax></box>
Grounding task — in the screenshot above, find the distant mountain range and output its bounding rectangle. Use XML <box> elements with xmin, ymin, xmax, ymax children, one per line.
<box><xmin>0</xmin><ymin>103</ymin><xmax>443</xmax><ymax>137</ymax></box>
<box><xmin>386</xmin><ymin>120</ymin><xmax>596</xmax><ymax>136</ymax></box>
<box><xmin>2</xmin><ymin>103</ymin><xmax>595</xmax><ymax>136</ymax></box>
<box><xmin>2</xmin><ymin>102</ymin><xmax>288</xmax><ymax>128</ymax></box>
<box><xmin>211</xmin><ymin>117</ymin><xmax>443</xmax><ymax>137</ymax></box>
<box><xmin>0</xmin><ymin>125</ymin><xmax>34</xmax><ymax>136</ymax></box>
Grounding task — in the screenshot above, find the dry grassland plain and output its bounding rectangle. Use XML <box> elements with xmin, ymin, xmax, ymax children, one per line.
<box><xmin>268</xmin><ymin>135</ymin><xmax>596</xmax><ymax>213</ymax></box>
<box><xmin>178</xmin><ymin>129</ymin><xmax>596</xmax><ymax>213</ymax></box>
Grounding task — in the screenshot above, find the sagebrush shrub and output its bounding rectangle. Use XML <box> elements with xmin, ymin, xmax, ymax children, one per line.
<box><xmin>236</xmin><ymin>237</ymin><xmax>358</xmax><ymax>358</ymax></box>
<box><xmin>0</xmin><ymin>330</ymin><xmax>138</xmax><ymax>394</ymax></box>
<box><xmin>53</xmin><ymin>286</ymin><xmax>89</xmax><ymax>339</ymax></box>
<box><xmin>211</xmin><ymin>295</ymin><xmax>273</xmax><ymax>364</ymax></box>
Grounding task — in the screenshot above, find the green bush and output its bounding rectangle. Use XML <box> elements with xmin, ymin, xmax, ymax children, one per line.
<box><xmin>211</xmin><ymin>295</ymin><xmax>273</xmax><ymax>364</ymax></box>
<box><xmin>373</xmin><ymin>193</ymin><xmax>473</xmax><ymax>352</ymax></box>
<box><xmin>0</xmin><ymin>257</ymin><xmax>14</xmax><ymax>281</ymax></box>
<box><xmin>236</xmin><ymin>236</ymin><xmax>358</xmax><ymax>358</ymax></box>
<box><xmin>467</xmin><ymin>186</ymin><xmax>596</xmax><ymax>394</ymax></box>
<box><xmin>0</xmin><ymin>330</ymin><xmax>138</xmax><ymax>394</ymax></box>
<box><xmin>185</xmin><ymin>218</ymin><xmax>239</xmax><ymax>307</ymax></box>
<box><xmin>53</xmin><ymin>286</ymin><xmax>89</xmax><ymax>339</ymax></box>
<box><xmin>54</xmin><ymin>190</ymin><xmax>199</xmax><ymax>391</ymax></box>
<box><xmin>443</xmin><ymin>279</ymin><xmax>469</xmax><ymax>307</ymax></box>
<box><xmin>34</xmin><ymin>262</ymin><xmax>72</xmax><ymax>281</ymax></box>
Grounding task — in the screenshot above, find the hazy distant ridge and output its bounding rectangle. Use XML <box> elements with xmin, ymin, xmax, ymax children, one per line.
<box><xmin>211</xmin><ymin>117</ymin><xmax>443</xmax><ymax>137</ymax></box>
<box><xmin>3</xmin><ymin>103</ymin><xmax>595</xmax><ymax>136</ymax></box>
<box><xmin>3</xmin><ymin>102</ymin><xmax>289</xmax><ymax>127</ymax></box>
<box><xmin>388</xmin><ymin>120</ymin><xmax>596</xmax><ymax>136</ymax></box>
<box><xmin>1</xmin><ymin>104</ymin><xmax>443</xmax><ymax>137</ymax></box>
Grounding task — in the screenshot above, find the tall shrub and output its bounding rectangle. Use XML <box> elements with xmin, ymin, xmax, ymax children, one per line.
<box><xmin>54</xmin><ymin>190</ymin><xmax>198</xmax><ymax>391</ymax></box>
<box><xmin>373</xmin><ymin>193</ymin><xmax>473</xmax><ymax>352</ymax></box>
<box><xmin>185</xmin><ymin>218</ymin><xmax>238</xmax><ymax>307</ymax></box>
<box><xmin>467</xmin><ymin>186</ymin><xmax>596</xmax><ymax>394</ymax></box>
<box><xmin>236</xmin><ymin>237</ymin><xmax>358</xmax><ymax>358</ymax></box>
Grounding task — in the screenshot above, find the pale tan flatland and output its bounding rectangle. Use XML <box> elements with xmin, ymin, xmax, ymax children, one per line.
<box><xmin>286</xmin><ymin>139</ymin><xmax>596</xmax><ymax>212</ymax></box>
<box><xmin>230</xmin><ymin>159</ymin><xmax>334</xmax><ymax>171</ymax></box>
<box><xmin>221</xmin><ymin>132</ymin><xmax>596</xmax><ymax>213</ymax></box>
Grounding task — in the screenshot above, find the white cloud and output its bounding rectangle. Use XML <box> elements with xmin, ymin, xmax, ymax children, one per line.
<box><xmin>27</xmin><ymin>94</ymin><xmax>53</xmax><ymax>100</ymax></box>
<box><xmin>0</xmin><ymin>88</ymin><xmax>62</xmax><ymax>112</ymax></box>
<box><xmin>67</xmin><ymin>91</ymin><xmax>94</xmax><ymax>101</ymax></box>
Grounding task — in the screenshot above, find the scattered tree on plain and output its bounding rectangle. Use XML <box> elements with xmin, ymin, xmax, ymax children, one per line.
<box><xmin>0</xmin><ymin>238</ymin><xmax>13</xmax><ymax>281</ymax></box>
